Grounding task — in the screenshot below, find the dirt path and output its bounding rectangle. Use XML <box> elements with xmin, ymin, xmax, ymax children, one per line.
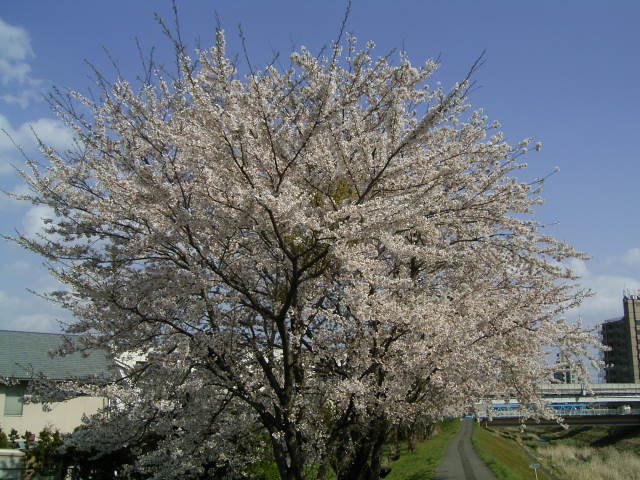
<box><xmin>432</xmin><ymin>418</ymin><xmax>498</xmax><ymax>480</ymax></box>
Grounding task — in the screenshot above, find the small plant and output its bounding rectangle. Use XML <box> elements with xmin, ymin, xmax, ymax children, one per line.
<box><xmin>21</xmin><ymin>428</ymin><xmax>64</xmax><ymax>479</ymax></box>
<box><xmin>0</xmin><ymin>427</ymin><xmax>9</xmax><ymax>449</ymax></box>
<box><xmin>9</xmin><ymin>429</ymin><xmax>20</xmax><ymax>448</ymax></box>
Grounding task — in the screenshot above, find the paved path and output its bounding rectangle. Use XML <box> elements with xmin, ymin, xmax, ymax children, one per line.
<box><xmin>432</xmin><ymin>418</ymin><xmax>498</xmax><ymax>480</ymax></box>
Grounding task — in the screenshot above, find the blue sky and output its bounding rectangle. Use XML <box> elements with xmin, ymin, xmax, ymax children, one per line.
<box><xmin>0</xmin><ymin>0</ymin><xmax>639</xmax><ymax>333</ymax></box>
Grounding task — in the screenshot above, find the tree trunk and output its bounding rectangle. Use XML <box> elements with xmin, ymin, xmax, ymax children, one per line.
<box><xmin>271</xmin><ymin>436</ymin><xmax>306</xmax><ymax>480</ymax></box>
<box><xmin>335</xmin><ymin>420</ymin><xmax>389</xmax><ymax>480</ymax></box>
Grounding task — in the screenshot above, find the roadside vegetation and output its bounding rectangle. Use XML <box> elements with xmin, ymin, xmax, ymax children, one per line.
<box><xmin>472</xmin><ymin>422</ymin><xmax>549</xmax><ymax>480</ymax></box>
<box><xmin>539</xmin><ymin>444</ymin><xmax>640</xmax><ymax>479</ymax></box>
<box><xmin>385</xmin><ymin>419</ymin><xmax>461</xmax><ymax>480</ymax></box>
<box><xmin>1</xmin><ymin>420</ymin><xmax>460</xmax><ymax>480</ymax></box>
<box><xmin>251</xmin><ymin>419</ymin><xmax>462</xmax><ymax>480</ymax></box>
<box><xmin>479</xmin><ymin>423</ymin><xmax>640</xmax><ymax>480</ymax></box>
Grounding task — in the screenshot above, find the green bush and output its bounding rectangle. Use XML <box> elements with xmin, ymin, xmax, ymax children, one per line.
<box><xmin>0</xmin><ymin>427</ymin><xmax>9</xmax><ymax>449</ymax></box>
<box><xmin>22</xmin><ymin>428</ymin><xmax>64</xmax><ymax>479</ymax></box>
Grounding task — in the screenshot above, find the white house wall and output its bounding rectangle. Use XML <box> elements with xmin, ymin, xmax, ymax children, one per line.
<box><xmin>0</xmin><ymin>390</ymin><xmax>105</xmax><ymax>434</ymax></box>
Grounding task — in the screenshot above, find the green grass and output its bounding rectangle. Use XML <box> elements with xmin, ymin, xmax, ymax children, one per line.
<box><xmin>251</xmin><ymin>419</ymin><xmax>461</xmax><ymax>480</ymax></box>
<box><xmin>509</xmin><ymin>424</ymin><xmax>640</xmax><ymax>453</ymax></box>
<box><xmin>472</xmin><ymin>423</ymin><xmax>549</xmax><ymax>480</ymax></box>
<box><xmin>385</xmin><ymin>418</ymin><xmax>461</xmax><ymax>480</ymax></box>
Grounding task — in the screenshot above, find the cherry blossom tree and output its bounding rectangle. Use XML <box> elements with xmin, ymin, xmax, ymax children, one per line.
<box><xmin>10</xmin><ymin>23</ymin><xmax>597</xmax><ymax>480</ymax></box>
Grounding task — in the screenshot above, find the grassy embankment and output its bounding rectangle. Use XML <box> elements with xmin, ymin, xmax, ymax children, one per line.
<box><xmin>498</xmin><ymin>424</ymin><xmax>640</xmax><ymax>480</ymax></box>
<box><xmin>471</xmin><ymin>422</ymin><xmax>550</xmax><ymax>480</ymax></box>
<box><xmin>385</xmin><ymin>418</ymin><xmax>461</xmax><ymax>480</ymax></box>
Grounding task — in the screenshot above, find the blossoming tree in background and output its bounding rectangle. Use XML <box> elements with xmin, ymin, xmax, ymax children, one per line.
<box><xmin>10</xmin><ymin>19</ymin><xmax>598</xmax><ymax>480</ymax></box>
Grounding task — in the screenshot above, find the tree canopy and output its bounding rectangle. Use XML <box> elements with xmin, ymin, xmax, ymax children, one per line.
<box><xmin>11</xmin><ymin>23</ymin><xmax>597</xmax><ymax>480</ymax></box>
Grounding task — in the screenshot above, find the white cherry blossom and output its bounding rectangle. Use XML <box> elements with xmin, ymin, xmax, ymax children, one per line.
<box><xmin>10</xmin><ymin>29</ymin><xmax>598</xmax><ymax>480</ymax></box>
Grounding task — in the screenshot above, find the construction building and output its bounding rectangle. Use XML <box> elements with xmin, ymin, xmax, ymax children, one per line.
<box><xmin>552</xmin><ymin>353</ymin><xmax>575</xmax><ymax>384</ymax></box>
<box><xmin>602</xmin><ymin>293</ymin><xmax>640</xmax><ymax>383</ymax></box>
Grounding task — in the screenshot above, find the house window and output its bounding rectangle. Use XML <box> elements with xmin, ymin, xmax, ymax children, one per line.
<box><xmin>3</xmin><ymin>382</ymin><xmax>26</xmax><ymax>416</ymax></box>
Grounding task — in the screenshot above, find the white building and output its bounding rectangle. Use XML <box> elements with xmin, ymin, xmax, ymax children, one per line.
<box><xmin>0</xmin><ymin>330</ymin><xmax>112</xmax><ymax>434</ymax></box>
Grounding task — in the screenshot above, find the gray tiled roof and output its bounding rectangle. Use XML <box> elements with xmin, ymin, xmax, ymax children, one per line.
<box><xmin>0</xmin><ymin>330</ymin><xmax>113</xmax><ymax>380</ymax></box>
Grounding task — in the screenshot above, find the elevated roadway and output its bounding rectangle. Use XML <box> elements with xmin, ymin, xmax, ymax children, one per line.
<box><xmin>479</xmin><ymin>383</ymin><xmax>640</xmax><ymax>425</ymax></box>
<box><xmin>486</xmin><ymin>383</ymin><xmax>640</xmax><ymax>406</ymax></box>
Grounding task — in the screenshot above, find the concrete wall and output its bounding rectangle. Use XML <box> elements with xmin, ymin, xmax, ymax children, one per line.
<box><xmin>0</xmin><ymin>386</ymin><xmax>105</xmax><ymax>434</ymax></box>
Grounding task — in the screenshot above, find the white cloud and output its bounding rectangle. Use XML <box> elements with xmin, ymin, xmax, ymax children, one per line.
<box><xmin>0</xmin><ymin>184</ymin><xmax>30</xmax><ymax>211</ymax></box>
<box><xmin>0</xmin><ymin>17</ymin><xmax>34</xmax><ymax>85</ymax></box>
<box><xmin>22</xmin><ymin>204</ymin><xmax>55</xmax><ymax>238</ymax></box>
<box><xmin>620</xmin><ymin>248</ymin><xmax>640</xmax><ymax>267</ymax></box>
<box><xmin>0</xmin><ymin>57</ymin><xmax>31</xmax><ymax>85</ymax></box>
<box><xmin>1</xmin><ymin>85</ymin><xmax>43</xmax><ymax>108</ymax></box>
<box><xmin>0</xmin><ymin>290</ymin><xmax>64</xmax><ymax>333</ymax></box>
<box><xmin>0</xmin><ymin>113</ymin><xmax>74</xmax><ymax>151</ymax></box>
<box><xmin>20</xmin><ymin>118</ymin><xmax>75</xmax><ymax>152</ymax></box>
<box><xmin>0</xmin><ymin>18</ymin><xmax>33</xmax><ymax>61</ymax></box>
<box><xmin>0</xmin><ymin>113</ymin><xmax>75</xmax><ymax>175</ymax></box>
<box><xmin>567</xmin><ymin>258</ymin><xmax>588</xmax><ymax>277</ymax></box>
<box><xmin>12</xmin><ymin>313</ymin><xmax>61</xmax><ymax>332</ymax></box>
<box><xmin>0</xmin><ymin>112</ymin><xmax>20</xmax><ymax>151</ymax></box>
<box><xmin>0</xmin><ymin>16</ymin><xmax>45</xmax><ymax>107</ymax></box>
<box><xmin>0</xmin><ymin>290</ymin><xmax>22</xmax><ymax>309</ymax></box>
<box><xmin>567</xmin><ymin>259</ymin><xmax>640</xmax><ymax>325</ymax></box>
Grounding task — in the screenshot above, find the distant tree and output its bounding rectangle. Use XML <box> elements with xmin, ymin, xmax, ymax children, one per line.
<box><xmin>10</xmin><ymin>16</ymin><xmax>597</xmax><ymax>480</ymax></box>
<box><xmin>0</xmin><ymin>428</ymin><xmax>9</xmax><ymax>449</ymax></box>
